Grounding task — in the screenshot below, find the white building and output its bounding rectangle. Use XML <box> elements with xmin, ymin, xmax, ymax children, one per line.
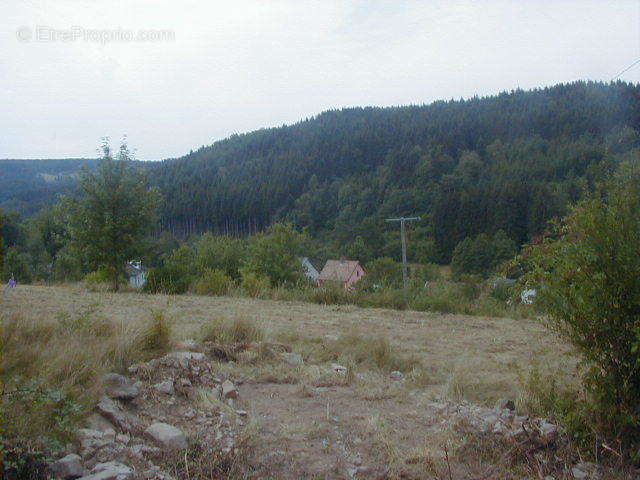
<box><xmin>125</xmin><ymin>260</ymin><xmax>148</xmax><ymax>288</ymax></box>
<box><xmin>299</xmin><ymin>257</ymin><xmax>320</xmax><ymax>282</ymax></box>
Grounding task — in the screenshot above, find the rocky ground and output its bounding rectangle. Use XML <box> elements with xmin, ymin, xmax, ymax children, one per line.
<box><xmin>45</xmin><ymin>341</ymin><xmax>610</xmax><ymax>480</ymax></box>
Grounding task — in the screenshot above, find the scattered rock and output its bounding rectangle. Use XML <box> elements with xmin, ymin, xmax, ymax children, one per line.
<box><xmin>571</xmin><ymin>467</ymin><xmax>588</xmax><ymax>479</ymax></box>
<box><xmin>389</xmin><ymin>370</ymin><xmax>404</xmax><ymax>380</ymax></box>
<box><xmin>101</xmin><ymin>374</ymin><xmax>139</xmax><ymax>401</ymax></box>
<box><xmin>235</xmin><ymin>409</ymin><xmax>248</xmax><ymax>417</ymax></box>
<box><xmin>324</xmin><ymin>334</ymin><xmax>340</xmax><ymax>341</ymax></box>
<box><xmin>331</xmin><ymin>363</ymin><xmax>347</xmax><ymax>374</ymax></box>
<box><xmin>96</xmin><ymin>397</ymin><xmax>142</xmax><ymax>434</ymax></box>
<box><xmin>144</xmin><ymin>422</ymin><xmax>188</xmax><ymax>450</ymax></box>
<box><xmin>50</xmin><ymin>453</ymin><xmax>84</xmax><ymax>479</ymax></box>
<box><xmin>221</xmin><ymin>380</ymin><xmax>239</xmax><ymax>399</ymax></box>
<box><xmin>495</xmin><ymin>398</ymin><xmax>515</xmax><ymax>411</ymax></box>
<box><xmin>539</xmin><ymin>420</ymin><xmax>559</xmax><ymax>442</ymax></box>
<box><xmin>85</xmin><ymin>414</ymin><xmax>116</xmax><ymax>433</ymax></box>
<box><xmin>78</xmin><ymin>461</ymin><xmax>132</xmax><ymax>480</ymax></box>
<box><xmin>154</xmin><ymin>380</ymin><xmax>174</xmax><ymax>395</ymax></box>
<box><xmin>282</xmin><ymin>352</ymin><xmax>304</xmax><ymax>366</ymax></box>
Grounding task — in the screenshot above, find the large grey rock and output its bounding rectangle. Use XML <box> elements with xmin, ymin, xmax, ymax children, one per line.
<box><xmin>101</xmin><ymin>374</ymin><xmax>139</xmax><ymax>401</ymax></box>
<box><xmin>571</xmin><ymin>467</ymin><xmax>588</xmax><ymax>479</ymax></box>
<box><xmin>50</xmin><ymin>453</ymin><xmax>84</xmax><ymax>479</ymax></box>
<box><xmin>96</xmin><ymin>396</ymin><xmax>142</xmax><ymax>434</ymax></box>
<box><xmin>154</xmin><ymin>380</ymin><xmax>174</xmax><ymax>395</ymax></box>
<box><xmin>78</xmin><ymin>461</ymin><xmax>132</xmax><ymax>480</ymax></box>
<box><xmin>144</xmin><ymin>422</ymin><xmax>188</xmax><ymax>450</ymax></box>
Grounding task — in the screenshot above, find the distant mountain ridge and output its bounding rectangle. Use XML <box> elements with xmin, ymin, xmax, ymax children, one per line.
<box><xmin>4</xmin><ymin>81</ymin><xmax>640</xmax><ymax>260</ymax></box>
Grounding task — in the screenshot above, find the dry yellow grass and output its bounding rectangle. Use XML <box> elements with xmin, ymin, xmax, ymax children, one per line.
<box><xmin>3</xmin><ymin>284</ymin><xmax>586</xmax><ymax>479</ymax></box>
<box><xmin>3</xmin><ymin>284</ymin><xmax>577</xmax><ymax>405</ymax></box>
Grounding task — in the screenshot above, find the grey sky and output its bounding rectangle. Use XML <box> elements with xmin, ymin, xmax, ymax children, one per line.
<box><xmin>1</xmin><ymin>0</ymin><xmax>639</xmax><ymax>160</ymax></box>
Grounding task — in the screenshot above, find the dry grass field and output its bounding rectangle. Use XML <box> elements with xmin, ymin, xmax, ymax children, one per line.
<box><xmin>3</xmin><ymin>284</ymin><xmax>585</xmax><ymax>479</ymax></box>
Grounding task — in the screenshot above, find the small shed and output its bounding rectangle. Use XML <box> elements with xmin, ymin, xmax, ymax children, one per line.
<box><xmin>318</xmin><ymin>259</ymin><xmax>366</xmax><ymax>290</ymax></box>
<box><xmin>299</xmin><ymin>257</ymin><xmax>320</xmax><ymax>282</ymax></box>
<box><xmin>125</xmin><ymin>260</ymin><xmax>147</xmax><ymax>288</ymax></box>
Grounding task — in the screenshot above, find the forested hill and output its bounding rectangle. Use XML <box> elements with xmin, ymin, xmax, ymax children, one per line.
<box><xmin>0</xmin><ymin>158</ymin><xmax>97</xmax><ymax>215</ymax></box>
<box><xmin>151</xmin><ymin>81</ymin><xmax>640</xmax><ymax>261</ymax></box>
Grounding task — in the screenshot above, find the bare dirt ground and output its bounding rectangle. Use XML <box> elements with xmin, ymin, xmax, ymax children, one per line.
<box><xmin>4</xmin><ymin>285</ymin><xmax>588</xmax><ymax>479</ymax></box>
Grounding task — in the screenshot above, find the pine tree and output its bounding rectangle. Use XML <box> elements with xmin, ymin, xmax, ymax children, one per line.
<box><xmin>65</xmin><ymin>139</ymin><xmax>161</xmax><ymax>290</ymax></box>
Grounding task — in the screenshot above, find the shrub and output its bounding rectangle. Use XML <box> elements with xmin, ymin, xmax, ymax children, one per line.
<box><xmin>193</xmin><ymin>268</ymin><xmax>233</xmax><ymax>296</ymax></box>
<box><xmin>362</xmin><ymin>257</ymin><xmax>403</xmax><ymax>289</ymax></box>
<box><xmin>143</xmin><ymin>265</ymin><xmax>191</xmax><ymax>294</ymax></box>
<box><xmin>451</xmin><ymin>230</ymin><xmax>517</xmax><ymax>278</ymax></box>
<box><xmin>307</xmin><ymin>284</ymin><xmax>352</xmax><ymax>305</ymax></box>
<box><xmin>137</xmin><ymin>309</ymin><xmax>172</xmax><ymax>353</ymax></box>
<box><xmin>524</xmin><ymin>169</ymin><xmax>640</xmax><ymax>456</ymax></box>
<box><xmin>240</xmin><ymin>271</ymin><xmax>271</xmax><ymax>298</ymax></box>
<box><xmin>242</xmin><ymin>223</ymin><xmax>309</xmax><ymax>286</ymax></box>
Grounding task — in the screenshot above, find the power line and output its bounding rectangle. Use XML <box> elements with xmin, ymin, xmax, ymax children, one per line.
<box><xmin>611</xmin><ymin>57</ymin><xmax>640</xmax><ymax>81</ymax></box>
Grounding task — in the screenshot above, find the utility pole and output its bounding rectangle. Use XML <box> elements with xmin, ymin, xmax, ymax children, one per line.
<box><xmin>386</xmin><ymin>216</ymin><xmax>421</xmax><ymax>289</ymax></box>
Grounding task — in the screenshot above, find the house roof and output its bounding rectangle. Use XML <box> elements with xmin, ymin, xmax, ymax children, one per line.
<box><xmin>318</xmin><ymin>260</ymin><xmax>362</xmax><ymax>282</ymax></box>
<box><xmin>300</xmin><ymin>257</ymin><xmax>320</xmax><ymax>279</ymax></box>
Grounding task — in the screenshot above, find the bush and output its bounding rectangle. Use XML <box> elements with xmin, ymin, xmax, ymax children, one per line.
<box><xmin>240</xmin><ymin>271</ymin><xmax>271</xmax><ymax>298</ymax></box>
<box><xmin>143</xmin><ymin>265</ymin><xmax>191</xmax><ymax>294</ymax></box>
<box><xmin>193</xmin><ymin>268</ymin><xmax>233</xmax><ymax>296</ymax></box>
<box><xmin>524</xmin><ymin>169</ymin><xmax>640</xmax><ymax>457</ymax></box>
<box><xmin>451</xmin><ymin>230</ymin><xmax>517</xmax><ymax>278</ymax></box>
<box><xmin>307</xmin><ymin>284</ymin><xmax>352</xmax><ymax>305</ymax></box>
<box><xmin>137</xmin><ymin>309</ymin><xmax>172</xmax><ymax>353</ymax></box>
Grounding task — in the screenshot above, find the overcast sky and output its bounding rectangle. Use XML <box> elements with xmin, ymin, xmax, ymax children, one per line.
<box><xmin>2</xmin><ymin>0</ymin><xmax>639</xmax><ymax>160</ymax></box>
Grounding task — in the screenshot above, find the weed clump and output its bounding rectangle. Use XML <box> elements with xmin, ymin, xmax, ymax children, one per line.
<box><xmin>202</xmin><ymin>316</ymin><xmax>264</xmax><ymax>344</ymax></box>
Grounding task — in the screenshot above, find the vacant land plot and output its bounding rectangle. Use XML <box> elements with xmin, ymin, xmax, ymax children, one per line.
<box><xmin>3</xmin><ymin>285</ymin><xmax>581</xmax><ymax>479</ymax></box>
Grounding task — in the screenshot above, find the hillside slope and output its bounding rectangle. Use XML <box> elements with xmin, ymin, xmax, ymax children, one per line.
<box><xmin>150</xmin><ymin>81</ymin><xmax>640</xmax><ymax>259</ymax></box>
<box><xmin>4</xmin><ymin>81</ymin><xmax>640</xmax><ymax>260</ymax></box>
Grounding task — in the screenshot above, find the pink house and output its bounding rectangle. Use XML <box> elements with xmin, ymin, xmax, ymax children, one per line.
<box><xmin>317</xmin><ymin>259</ymin><xmax>366</xmax><ymax>290</ymax></box>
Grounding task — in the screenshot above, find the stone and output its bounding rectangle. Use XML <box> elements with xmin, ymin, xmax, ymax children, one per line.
<box><xmin>571</xmin><ymin>467</ymin><xmax>588</xmax><ymax>479</ymax></box>
<box><xmin>78</xmin><ymin>461</ymin><xmax>132</xmax><ymax>480</ymax></box>
<box><xmin>389</xmin><ymin>370</ymin><xmax>404</xmax><ymax>380</ymax></box>
<box><xmin>330</xmin><ymin>363</ymin><xmax>347</xmax><ymax>374</ymax></box>
<box><xmin>221</xmin><ymin>380</ymin><xmax>239</xmax><ymax>399</ymax></box>
<box><xmin>324</xmin><ymin>334</ymin><xmax>340</xmax><ymax>341</ymax></box>
<box><xmin>101</xmin><ymin>374</ymin><xmax>139</xmax><ymax>401</ymax></box>
<box><xmin>50</xmin><ymin>453</ymin><xmax>84</xmax><ymax>479</ymax></box>
<box><xmin>144</xmin><ymin>422</ymin><xmax>188</xmax><ymax>450</ymax></box>
<box><xmin>539</xmin><ymin>421</ymin><xmax>559</xmax><ymax>441</ymax></box>
<box><xmin>96</xmin><ymin>396</ymin><xmax>142</xmax><ymax>434</ymax></box>
<box><xmin>281</xmin><ymin>352</ymin><xmax>303</xmax><ymax>366</ymax></box>
<box><xmin>495</xmin><ymin>398</ymin><xmax>515</xmax><ymax>411</ymax></box>
<box><xmin>154</xmin><ymin>380</ymin><xmax>174</xmax><ymax>395</ymax></box>
<box><xmin>85</xmin><ymin>414</ymin><xmax>116</xmax><ymax>433</ymax></box>
<box><xmin>235</xmin><ymin>410</ymin><xmax>248</xmax><ymax>417</ymax></box>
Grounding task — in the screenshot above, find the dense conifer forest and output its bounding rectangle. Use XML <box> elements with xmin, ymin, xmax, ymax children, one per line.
<box><xmin>3</xmin><ymin>81</ymin><xmax>640</xmax><ymax>262</ymax></box>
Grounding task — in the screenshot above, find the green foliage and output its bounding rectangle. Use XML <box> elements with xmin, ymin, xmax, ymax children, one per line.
<box><xmin>193</xmin><ymin>268</ymin><xmax>233</xmax><ymax>296</ymax></box>
<box><xmin>64</xmin><ymin>139</ymin><xmax>160</xmax><ymax>291</ymax></box>
<box><xmin>240</xmin><ymin>271</ymin><xmax>271</xmax><ymax>299</ymax></box>
<box><xmin>83</xmin><ymin>269</ymin><xmax>112</xmax><ymax>290</ymax></box>
<box><xmin>362</xmin><ymin>257</ymin><xmax>402</xmax><ymax>289</ymax></box>
<box><xmin>524</xmin><ymin>167</ymin><xmax>640</xmax><ymax>455</ymax></box>
<box><xmin>143</xmin><ymin>265</ymin><xmax>191</xmax><ymax>294</ymax></box>
<box><xmin>4</xmin><ymin>247</ymin><xmax>32</xmax><ymax>283</ymax></box>
<box><xmin>451</xmin><ymin>230</ymin><xmax>517</xmax><ymax>278</ymax></box>
<box><xmin>242</xmin><ymin>223</ymin><xmax>308</xmax><ymax>286</ymax></box>
<box><xmin>194</xmin><ymin>234</ymin><xmax>244</xmax><ymax>279</ymax></box>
